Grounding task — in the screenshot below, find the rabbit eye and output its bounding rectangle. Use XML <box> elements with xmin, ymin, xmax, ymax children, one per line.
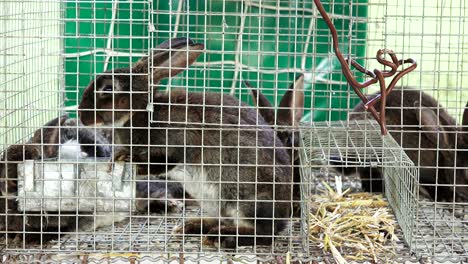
<box><xmin>102</xmin><ymin>85</ymin><xmax>113</xmax><ymax>92</ymax></box>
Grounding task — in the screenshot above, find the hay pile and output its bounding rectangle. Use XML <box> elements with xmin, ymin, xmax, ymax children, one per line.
<box><xmin>309</xmin><ymin>178</ymin><xmax>398</xmax><ymax>263</ymax></box>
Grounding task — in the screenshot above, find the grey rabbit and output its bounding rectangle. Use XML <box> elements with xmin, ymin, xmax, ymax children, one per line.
<box><xmin>78</xmin><ymin>37</ymin><xmax>293</xmax><ymax>248</ymax></box>
<box><xmin>28</xmin><ymin>114</ymin><xmax>112</xmax><ymax>159</ymax></box>
<box><xmin>245</xmin><ymin>74</ymin><xmax>304</xmax><ymax>216</ymax></box>
<box><xmin>0</xmin><ymin>115</ymin><xmax>115</xmax><ymax>245</ymax></box>
<box><xmin>338</xmin><ymin>89</ymin><xmax>468</xmax><ymax>202</ymax></box>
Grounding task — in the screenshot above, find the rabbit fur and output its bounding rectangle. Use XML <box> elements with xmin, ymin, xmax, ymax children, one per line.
<box><xmin>79</xmin><ymin>37</ymin><xmax>293</xmax><ymax>248</ymax></box>
<box><xmin>342</xmin><ymin>89</ymin><xmax>468</xmax><ymax>202</ymax></box>
<box><xmin>246</xmin><ymin>74</ymin><xmax>304</xmax><ymax>216</ymax></box>
<box><xmin>28</xmin><ymin>114</ymin><xmax>112</xmax><ymax>159</ymax></box>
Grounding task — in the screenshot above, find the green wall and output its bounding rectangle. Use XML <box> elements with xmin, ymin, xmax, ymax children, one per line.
<box><xmin>64</xmin><ymin>0</ymin><xmax>368</xmax><ymax>121</ymax></box>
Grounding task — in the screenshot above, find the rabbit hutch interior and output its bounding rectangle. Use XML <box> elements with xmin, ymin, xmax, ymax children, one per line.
<box><xmin>1</xmin><ymin>0</ymin><xmax>467</xmax><ymax>263</ymax></box>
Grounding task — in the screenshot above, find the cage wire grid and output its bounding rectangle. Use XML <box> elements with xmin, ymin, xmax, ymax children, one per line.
<box><xmin>1</xmin><ymin>0</ymin><xmax>468</xmax><ymax>263</ymax></box>
<box><xmin>300</xmin><ymin>119</ymin><xmax>468</xmax><ymax>262</ymax></box>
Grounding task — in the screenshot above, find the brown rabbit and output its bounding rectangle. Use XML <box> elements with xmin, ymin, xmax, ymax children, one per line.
<box><xmin>245</xmin><ymin>75</ymin><xmax>304</xmax><ymax>216</ymax></box>
<box><xmin>342</xmin><ymin>89</ymin><xmax>468</xmax><ymax>202</ymax></box>
<box><xmin>78</xmin><ymin>37</ymin><xmax>293</xmax><ymax>248</ymax></box>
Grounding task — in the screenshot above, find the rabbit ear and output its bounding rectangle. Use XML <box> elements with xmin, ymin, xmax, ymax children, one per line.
<box><xmin>133</xmin><ymin>44</ymin><xmax>204</xmax><ymax>83</ymax></box>
<box><xmin>278</xmin><ymin>74</ymin><xmax>305</xmax><ymax>127</ymax></box>
<box><xmin>458</xmin><ymin>102</ymin><xmax>468</xmax><ymax>148</ymax></box>
<box><xmin>415</xmin><ymin>103</ymin><xmax>450</xmax><ymax>148</ymax></box>
<box><xmin>150</xmin><ymin>45</ymin><xmax>204</xmax><ymax>84</ymax></box>
<box><xmin>245</xmin><ymin>80</ymin><xmax>275</xmax><ymax>126</ymax></box>
<box><xmin>132</xmin><ymin>39</ymin><xmax>203</xmax><ymax>86</ymax></box>
<box><xmin>463</xmin><ymin>102</ymin><xmax>468</xmax><ymax>132</ymax></box>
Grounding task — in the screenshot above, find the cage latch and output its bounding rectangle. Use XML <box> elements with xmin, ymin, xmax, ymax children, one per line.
<box><xmin>146</xmin><ymin>103</ymin><xmax>154</xmax><ymax>112</ymax></box>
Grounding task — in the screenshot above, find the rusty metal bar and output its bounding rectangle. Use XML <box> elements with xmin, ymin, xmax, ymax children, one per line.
<box><xmin>313</xmin><ymin>0</ymin><xmax>417</xmax><ymax>135</ymax></box>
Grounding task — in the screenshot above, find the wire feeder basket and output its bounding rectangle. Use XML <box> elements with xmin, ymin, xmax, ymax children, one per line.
<box><xmin>299</xmin><ymin>119</ymin><xmax>468</xmax><ymax>261</ymax></box>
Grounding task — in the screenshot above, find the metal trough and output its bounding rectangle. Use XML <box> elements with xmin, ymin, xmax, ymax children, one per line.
<box><xmin>16</xmin><ymin>159</ymin><xmax>136</xmax><ymax>212</ymax></box>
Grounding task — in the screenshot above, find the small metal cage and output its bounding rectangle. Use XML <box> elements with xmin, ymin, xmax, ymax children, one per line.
<box><xmin>299</xmin><ymin>119</ymin><xmax>468</xmax><ymax>261</ymax></box>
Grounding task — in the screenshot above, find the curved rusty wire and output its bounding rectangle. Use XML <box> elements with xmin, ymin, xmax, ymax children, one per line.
<box><xmin>314</xmin><ymin>0</ymin><xmax>417</xmax><ymax>135</ymax></box>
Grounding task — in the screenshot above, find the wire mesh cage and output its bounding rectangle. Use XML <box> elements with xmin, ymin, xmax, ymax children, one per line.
<box><xmin>300</xmin><ymin>120</ymin><xmax>468</xmax><ymax>261</ymax></box>
<box><xmin>1</xmin><ymin>0</ymin><xmax>468</xmax><ymax>263</ymax></box>
<box><xmin>301</xmin><ymin>119</ymin><xmax>468</xmax><ymax>262</ymax></box>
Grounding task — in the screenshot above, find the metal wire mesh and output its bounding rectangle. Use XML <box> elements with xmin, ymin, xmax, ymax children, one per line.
<box><xmin>1</xmin><ymin>0</ymin><xmax>468</xmax><ymax>263</ymax></box>
<box><xmin>300</xmin><ymin>119</ymin><xmax>468</xmax><ymax>261</ymax></box>
<box><xmin>0</xmin><ymin>1</ymin><xmax>62</xmax><ymax>145</ymax></box>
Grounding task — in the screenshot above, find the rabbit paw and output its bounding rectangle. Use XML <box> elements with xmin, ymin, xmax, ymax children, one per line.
<box><xmin>113</xmin><ymin>147</ymin><xmax>131</xmax><ymax>162</ymax></box>
<box><xmin>203</xmin><ymin>235</ymin><xmax>237</xmax><ymax>249</ymax></box>
<box><xmin>108</xmin><ymin>148</ymin><xmax>130</xmax><ymax>172</ymax></box>
<box><xmin>172</xmin><ymin>218</ymin><xmax>218</xmax><ymax>235</ymax></box>
<box><xmin>203</xmin><ymin>226</ymin><xmax>258</xmax><ymax>248</ymax></box>
<box><xmin>173</xmin><ymin>218</ymin><xmax>203</xmax><ymax>235</ymax></box>
<box><xmin>136</xmin><ymin>199</ymin><xmax>183</xmax><ymax>214</ymax></box>
<box><xmin>203</xmin><ymin>227</ymin><xmax>237</xmax><ymax>249</ymax></box>
<box><xmin>168</xmin><ymin>199</ymin><xmax>184</xmax><ymax>213</ymax></box>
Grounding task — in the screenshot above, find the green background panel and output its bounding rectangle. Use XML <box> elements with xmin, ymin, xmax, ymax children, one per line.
<box><xmin>65</xmin><ymin>0</ymin><xmax>368</xmax><ymax>121</ymax></box>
